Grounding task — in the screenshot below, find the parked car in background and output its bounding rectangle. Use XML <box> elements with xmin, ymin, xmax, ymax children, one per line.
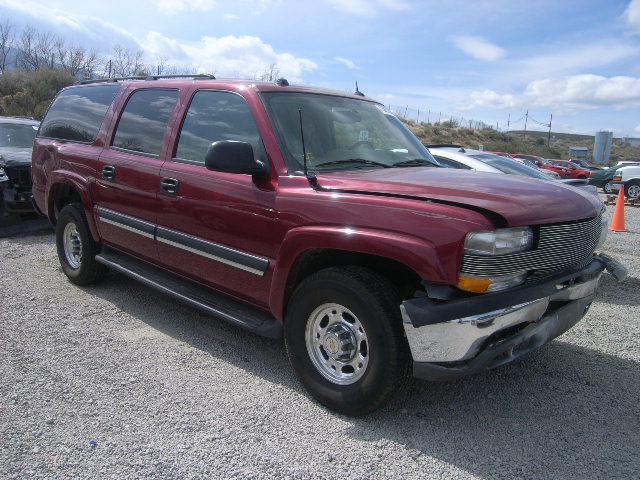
<box><xmin>589</xmin><ymin>163</ymin><xmax>640</xmax><ymax>193</ymax></box>
<box><xmin>610</xmin><ymin>164</ymin><xmax>640</xmax><ymax>198</ymax></box>
<box><xmin>428</xmin><ymin>146</ymin><xmax>597</xmax><ymax>195</ymax></box>
<box><xmin>0</xmin><ymin>116</ymin><xmax>39</xmax><ymax>215</ymax></box>
<box><xmin>546</xmin><ymin>160</ymin><xmax>593</xmax><ymax>179</ymax></box>
<box><xmin>569</xmin><ymin>158</ymin><xmax>601</xmax><ymax>171</ymax></box>
<box><xmin>512</xmin><ymin>154</ymin><xmax>569</xmax><ymax>178</ymax></box>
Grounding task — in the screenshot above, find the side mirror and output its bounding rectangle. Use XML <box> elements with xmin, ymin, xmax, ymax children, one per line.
<box><xmin>205</xmin><ymin>141</ymin><xmax>268</xmax><ymax>176</ymax></box>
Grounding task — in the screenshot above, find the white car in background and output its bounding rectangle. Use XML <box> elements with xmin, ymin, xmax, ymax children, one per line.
<box><xmin>428</xmin><ymin>145</ymin><xmax>598</xmax><ymax>195</ymax></box>
<box><xmin>610</xmin><ymin>164</ymin><xmax>640</xmax><ymax>198</ymax></box>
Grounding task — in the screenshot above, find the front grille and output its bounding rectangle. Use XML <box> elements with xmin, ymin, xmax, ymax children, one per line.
<box><xmin>5</xmin><ymin>165</ymin><xmax>32</xmax><ymax>188</ymax></box>
<box><xmin>461</xmin><ymin>215</ymin><xmax>602</xmax><ymax>281</ymax></box>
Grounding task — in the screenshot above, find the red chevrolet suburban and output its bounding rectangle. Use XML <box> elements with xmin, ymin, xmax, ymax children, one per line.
<box><xmin>31</xmin><ymin>76</ymin><xmax>626</xmax><ymax>415</ymax></box>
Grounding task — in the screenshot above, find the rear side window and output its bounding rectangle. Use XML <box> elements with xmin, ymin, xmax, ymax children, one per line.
<box><xmin>175</xmin><ymin>90</ymin><xmax>260</xmax><ymax>165</ymax></box>
<box><xmin>112</xmin><ymin>89</ymin><xmax>179</xmax><ymax>157</ymax></box>
<box><xmin>39</xmin><ymin>85</ymin><xmax>120</xmax><ymax>143</ymax></box>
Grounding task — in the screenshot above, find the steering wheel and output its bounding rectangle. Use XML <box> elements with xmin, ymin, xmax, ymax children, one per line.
<box><xmin>349</xmin><ymin>141</ymin><xmax>375</xmax><ymax>150</ymax></box>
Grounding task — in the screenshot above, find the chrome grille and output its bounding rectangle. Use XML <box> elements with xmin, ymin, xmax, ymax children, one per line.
<box><xmin>461</xmin><ymin>215</ymin><xmax>602</xmax><ymax>279</ymax></box>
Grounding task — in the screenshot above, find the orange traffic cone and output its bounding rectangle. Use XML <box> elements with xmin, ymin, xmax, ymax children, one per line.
<box><xmin>609</xmin><ymin>187</ymin><xmax>627</xmax><ymax>232</ymax></box>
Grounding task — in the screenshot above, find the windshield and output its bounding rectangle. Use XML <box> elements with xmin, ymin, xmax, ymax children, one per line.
<box><xmin>470</xmin><ymin>153</ymin><xmax>551</xmax><ymax>180</ymax></box>
<box><xmin>261</xmin><ymin>92</ymin><xmax>439</xmax><ymax>173</ymax></box>
<box><xmin>0</xmin><ymin>122</ymin><xmax>38</xmax><ymax>148</ymax></box>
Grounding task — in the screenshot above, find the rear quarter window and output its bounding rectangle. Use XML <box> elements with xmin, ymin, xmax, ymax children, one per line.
<box><xmin>38</xmin><ymin>84</ymin><xmax>120</xmax><ymax>143</ymax></box>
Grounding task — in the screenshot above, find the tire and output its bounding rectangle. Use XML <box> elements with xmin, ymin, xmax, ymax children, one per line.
<box><xmin>624</xmin><ymin>181</ymin><xmax>640</xmax><ymax>199</ymax></box>
<box><xmin>55</xmin><ymin>203</ymin><xmax>108</xmax><ymax>285</ymax></box>
<box><xmin>603</xmin><ymin>182</ymin><xmax>614</xmax><ymax>194</ymax></box>
<box><xmin>577</xmin><ymin>175</ymin><xmax>587</xmax><ymax>179</ymax></box>
<box><xmin>284</xmin><ymin>266</ymin><xmax>410</xmax><ymax>416</ymax></box>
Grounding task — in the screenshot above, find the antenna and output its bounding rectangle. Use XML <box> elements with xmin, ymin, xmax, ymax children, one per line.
<box><xmin>354</xmin><ymin>82</ymin><xmax>365</xmax><ymax>97</ymax></box>
<box><xmin>298</xmin><ymin>109</ymin><xmax>318</xmax><ymax>188</ymax></box>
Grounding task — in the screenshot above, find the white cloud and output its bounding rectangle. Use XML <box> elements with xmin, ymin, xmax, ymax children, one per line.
<box><xmin>336</xmin><ymin>57</ymin><xmax>359</xmax><ymax>69</ymax></box>
<box><xmin>143</xmin><ymin>33</ymin><xmax>317</xmax><ymax>81</ymax></box>
<box><xmin>517</xmin><ymin>41</ymin><xmax>638</xmax><ymax>79</ymax></box>
<box><xmin>323</xmin><ymin>0</ymin><xmax>409</xmax><ymax>17</ymax></box>
<box><xmin>157</xmin><ymin>0</ymin><xmax>216</xmax><ymax>14</ymax></box>
<box><xmin>469</xmin><ymin>74</ymin><xmax>640</xmax><ymax>111</ymax></box>
<box><xmin>635</xmin><ymin>124</ymin><xmax>640</xmax><ymax>134</ymax></box>
<box><xmin>451</xmin><ymin>35</ymin><xmax>506</xmax><ymax>62</ymax></box>
<box><xmin>223</xmin><ymin>13</ymin><xmax>240</xmax><ymax>19</ymax></box>
<box><xmin>624</xmin><ymin>0</ymin><xmax>640</xmax><ymax>31</ymax></box>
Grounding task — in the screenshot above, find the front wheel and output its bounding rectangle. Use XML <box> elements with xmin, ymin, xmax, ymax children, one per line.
<box><xmin>56</xmin><ymin>203</ymin><xmax>108</xmax><ymax>285</ymax></box>
<box><xmin>625</xmin><ymin>181</ymin><xmax>640</xmax><ymax>199</ymax></box>
<box><xmin>285</xmin><ymin>267</ymin><xmax>410</xmax><ymax>415</ymax></box>
<box><xmin>603</xmin><ymin>182</ymin><xmax>614</xmax><ymax>194</ymax></box>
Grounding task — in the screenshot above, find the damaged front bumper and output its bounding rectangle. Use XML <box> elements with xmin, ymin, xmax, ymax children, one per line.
<box><xmin>400</xmin><ymin>253</ymin><xmax>627</xmax><ymax>381</ymax></box>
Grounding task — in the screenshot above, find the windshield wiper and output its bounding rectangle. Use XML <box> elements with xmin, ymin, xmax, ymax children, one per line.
<box><xmin>392</xmin><ymin>158</ymin><xmax>438</xmax><ymax>167</ymax></box>
<box><xmin>314</xmin><ymin>158</ymin><xmax>392</xmax><ymax>169</ymax></box>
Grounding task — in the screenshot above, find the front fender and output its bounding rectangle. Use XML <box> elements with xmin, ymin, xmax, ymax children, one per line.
<box><xmin>268</xmin><ymin>225</ymin><xmax>452</xmax><ymax>321</ymax></box>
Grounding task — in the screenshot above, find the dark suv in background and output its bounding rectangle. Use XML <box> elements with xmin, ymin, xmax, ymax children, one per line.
<box><xmin>0</xmin><ymin>116</ymin><xmax>39</xmax><ymax>216</ymax></box>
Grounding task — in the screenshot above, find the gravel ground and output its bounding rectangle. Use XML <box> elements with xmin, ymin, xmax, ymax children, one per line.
<box><xmin>1</xmin><ymin>195</ymin><xmax>639</xmax><ymax>480</ymax></box>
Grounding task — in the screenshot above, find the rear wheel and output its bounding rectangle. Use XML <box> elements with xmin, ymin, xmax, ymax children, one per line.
<box><xmin>56</xmin><ymin>203</ymin><xmax>108</xmax><ymax>285</ymax></box>
<box><xmin>625</xmin><ymin>181</ymin><xmax>640</xmax><ymax>199</ymax></box>
<box><xmin>285</xmin><ymin>267</ymin><xmax>410</xmax><ymax>416</ymax></box>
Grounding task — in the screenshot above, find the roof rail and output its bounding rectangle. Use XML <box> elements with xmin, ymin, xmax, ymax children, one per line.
<box><xmin>76</xmin><ymin>74</ymin><xmax>216</xmax><ymax>85</ymax></box>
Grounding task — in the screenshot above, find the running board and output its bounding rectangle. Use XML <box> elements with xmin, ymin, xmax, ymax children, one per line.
<box><xmin>95</xmin><ymin>247</ymin><xmax>282</xmax><ymax>339</ymax></box>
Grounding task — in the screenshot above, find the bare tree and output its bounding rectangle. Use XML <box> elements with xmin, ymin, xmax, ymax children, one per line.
<box><xmin>16</xmin><ymin>26</ymin><xmax>57</xmax><ymax>71</ymax></box>
<box><xmin>106</xmin><ymin>44</ymin><xmax>147</xmax><ymax>77</ymax></box>
<box><xmin>258</xmin><ymin>63</ymin><xmax>280</xmax><ymax>82</ymax></box>
<box><xmin>0</xmin><ymin>18</ymin><xmax>14</xmax><ymax>72</ymax></box>
<box><xmin>57</xmin><ymin>41</ymin><xmax>99</xmax><ymax>77</ymax></box>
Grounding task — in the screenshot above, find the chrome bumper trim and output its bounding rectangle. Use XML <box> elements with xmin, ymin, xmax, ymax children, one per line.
<box><xmin>401</xmin><ymin>275</ymin><xmax>601</xmax><ymax>363</ymax></box>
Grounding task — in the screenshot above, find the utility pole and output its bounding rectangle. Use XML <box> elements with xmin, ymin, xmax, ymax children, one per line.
<box><xmin>524</xmin><ymin>110</ymin><xmax>529</xmax><ymax>140</ymax></box>
<box><xmin>507</xmin><ymin>113</ymin><xmax>510</xmax><ymax>131</ymax></box>
<box><xmin>547</xmin><ymin>114</ymin><xmax>553</xmax><ymax>146</ymax></box>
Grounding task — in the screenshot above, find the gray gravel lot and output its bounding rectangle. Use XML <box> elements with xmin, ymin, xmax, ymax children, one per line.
<box><xmin>1</xmin><ymin>195</ymin><xmax>639</xmax><ymax>480</ymax></box>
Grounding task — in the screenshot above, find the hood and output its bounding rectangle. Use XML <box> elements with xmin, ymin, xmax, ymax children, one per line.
<box><xmin>0</xmin><ymin>147</ymin><xmax>32</xmax><ymax>166</ymax></box>
<box><xmin>316</xmin><ymin>167</ymin><xmax>602</xmax><ymax>226</ymax></box>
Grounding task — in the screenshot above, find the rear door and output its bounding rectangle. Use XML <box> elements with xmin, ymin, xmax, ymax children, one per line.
<box><xmin>93</xmin><ymin>88</ymin><xmax>180</xmax><ymax>261</ymax></box>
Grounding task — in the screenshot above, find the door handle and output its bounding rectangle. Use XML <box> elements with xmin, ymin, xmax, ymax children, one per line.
<box><xmin>160</xmin><ymin>177</ymin><xmax>179</xmax><ymax>194</ymax></box>
<box><xmin>102</xmin><ymin>165</ymin><xmax>116</xmax><ymax>180</ymax></box>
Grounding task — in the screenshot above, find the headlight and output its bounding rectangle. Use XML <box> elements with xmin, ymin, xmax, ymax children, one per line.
<box><xmin>459</xmin><ymin>227</ymin><xmax>533</xmax><ymax>293</ymax></box>
<box><xmin>464</xmin><ymin>227</ymin><xmax>533</xmax><ymax>255</ymax></box>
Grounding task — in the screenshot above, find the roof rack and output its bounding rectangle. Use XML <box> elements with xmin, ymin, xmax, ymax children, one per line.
<box><xmin>424</xmin><ymin>144</ymin><xmax>463</xmax><ymax>149</ymax></box>
<box><xmin>76</xmin><ymin>74</ymin><xmax>216</xmax><ymax>85</ymax></box>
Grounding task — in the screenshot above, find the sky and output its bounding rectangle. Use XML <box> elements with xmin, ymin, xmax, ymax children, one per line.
<box><xmin>1</xmin><ymin>0</ymin><xmax>639</xmax><ymax>137</ymax></box>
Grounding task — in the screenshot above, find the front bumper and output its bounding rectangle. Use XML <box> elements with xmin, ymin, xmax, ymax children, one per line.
<box><xmin>610</xmin><ymin>181</ymin><xmax>623</xmax><ymax>193</ymax></box>
<box><xmin>400</xmin><ymin>254</ymin><xmax>627</xmax><ymax>381</ymax></box>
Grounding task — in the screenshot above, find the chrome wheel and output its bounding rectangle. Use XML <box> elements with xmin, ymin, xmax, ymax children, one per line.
<box><xmin>603</xmin><ymin>182</ymin><xmax>613</xmax><ymax>194</ymax></box>
<box><xmin>627</xmin><ymin>183</ymin><xmax>640</xmax><ymax>199</ymax></box>
<box><xmin>305</xmin><ymin>303</ymin><xmax>369</xmax><ymax>385</ymax></box>
<box><xmin>62</xmin><ymin>222</ymin><xmax>82</xmax><ymax>269</ymax></box>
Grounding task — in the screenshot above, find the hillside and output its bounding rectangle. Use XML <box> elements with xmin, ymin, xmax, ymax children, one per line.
<box><xmin>404</xmin><ymin>120</ymin><xmax>640</xmax><ymax>165</ymax></box>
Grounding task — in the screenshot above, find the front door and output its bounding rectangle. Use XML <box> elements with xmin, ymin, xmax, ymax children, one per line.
<box><xmin>156</xmin><ymin>89</ymin><xmax>278</xmax><ymax>307</ymax></box>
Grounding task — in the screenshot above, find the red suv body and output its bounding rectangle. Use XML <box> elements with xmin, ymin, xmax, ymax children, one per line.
<box><xmin>31</xmin><ymin>77</ymin><xmax>624</xmax><ymax>415</ymax></box>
